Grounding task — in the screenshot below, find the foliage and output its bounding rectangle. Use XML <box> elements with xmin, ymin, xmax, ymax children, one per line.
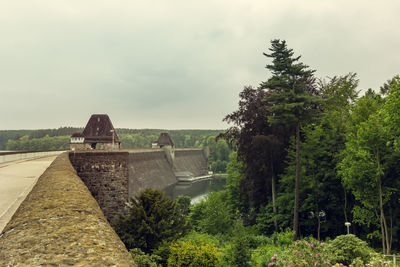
<box><xmin>6</xmin><ymin>135</ymin><xmax>70</xmax><ymax>151</ymax></box>
<box><xmin>129</xmin><ymin>248</ymin><xmax>161</xmax><ymax>267</ymax></box>
<box><xmin>224</xmin><ymin>152</ymin><xmax>246</xmax><ymax>215</ymax></box>
<box><xmin>252</xmin><ymin>230</ymin><xmax>294</xmax><ymax>266</ymax></box>
<box><xmin>114</xmin><ymin>188</ymin><xmax>190</xmax><ymax>253</ymax></box>
<box><xmin>176</xmin><ymin>195</ymin><xmax>191</xmax><ymax>217</ymax></box>
<box><xmin>221</xmin><ymin>221</ymin><xmax>252</xmax><ymax>267</ymax></box>
<box><xmin>159</xmin><ymin>231</ymin><xmax>222</xmax><ymax>267</ymax></box>
<box><xmin>207</xmin><ymin>136</ymin><xmax>231</xmax><ymax>173</ymax></box>
<box><xmin>189</xmin><ymin>191</ymin><xmax>233</xmax><ymax>235</ymax></box>
<box><xmin>267</xmin><ymin>238</ymin><xmax>335</xmax><ymax>266</ymax></box>
<box><xmin>167</xmin><ymin>240</ymin><xmax>221</xmax><ymax>267</ymax></box>
<box><xmin>252</xmin><ymin>244</ymin><xmax>285</xmax><ymax>267</ymax></box>
<box><xmin>275</xmin><ymin>75</ymin><xmax>360</xmax><ymax>239</ymax></box>
<box><xmin>326</xmin><ymin>234</ymin><xmax>374</xmax><ymax>265</ymax></box>
<box><xmin>262</xmin><ymin>39</ymin><xmax>322</xmax><ymax>240</ymax></box>
<box><xmin>382</xmin><ymin>75</ymin><xmax>400</xmax><ymax>151</ymax></box>
<box><xmin>220</xmin><ymin>84</ymin><xmax>286</xmax><ymax>221</ymax></box>
<box><xmin>364</xmin><ymin>253</ymin><xmax>393</xmax><ymax>267</ymax></box>
<box><xmin>178</xmin><ymin>231</ymin><xmax>221</xmax><ymax>247</ymax></box>
<box><xmin>339</xmin><ymin>89</ymin><xmax>399</xmax><ymax>253</ymax></box>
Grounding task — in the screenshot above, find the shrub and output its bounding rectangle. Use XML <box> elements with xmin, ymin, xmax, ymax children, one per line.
<box><xmin>327</xmin><ymin>234</ymin><xmax>374</xmax><ymax>265</ymax></box>
<box><xmin>222</xmin><ymin>221</ymin><xmax>252</xmax><ymax>267</ymax></box>
<box><xmin>179</xmin><ymin>231</ymin><xmax>221</xmax><ymax>247</ymax></box>
<box><xmin>167</xmin><ymin>240</ymin><xmax>221</xmax><ymax>267</ymax></box>
<box><xmin>265</xmin><ymin>238</ymin><xmax>336</xmax><ymax>266</ymax></box>
<box><xmin>364</xmin><ymin>253</ymin><xmax>393</xmax><ymax>267</ymax></box>
<box><xmin>176</xmin><ymin>195</ymin><xmax>192</xmax><ymax>217</ymax></box>
<box><xmin>152</xmin><ymin>241</ymin><xmax>172</xmax><ymax>267</ymax></box>
<box><xmin>252</xmin><ymin>244</ymin><xmax>285</xmax><ymax>267</ymax></box>
<box><xmin>114</xmin><ymin>188</ymin><xmax>190</xmax><ymax>253</ymax></box>
<box><xmin>129</xmin><ymin>248</ymin><xmax>161</xmax><ymax>267</ymax></box>
<box><xmin>189</xmin><ymin>191</ymin><xmax>233</xmax><ymax>235</ymax></box>
<box><xmin>273</xmin><ymin>228</ymin><xmax>295</xmax><ymax>247</ymax></box>
<box><xmin>257</xmin><ymin>238</ymin><xmax>343</xmax><ymax>267</ymax></box>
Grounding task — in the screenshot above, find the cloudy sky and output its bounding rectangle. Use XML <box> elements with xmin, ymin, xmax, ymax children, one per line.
<box><xmin>1</xmin><ymin>1</ymin><xmax>399</xmax><ymax>130</ymax></box>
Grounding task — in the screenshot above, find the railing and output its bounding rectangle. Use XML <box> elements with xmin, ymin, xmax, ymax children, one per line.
<box><xmin>0</xmin><ymin>151</ymin><xmax>64</xmax><ymax>164</ymax></box>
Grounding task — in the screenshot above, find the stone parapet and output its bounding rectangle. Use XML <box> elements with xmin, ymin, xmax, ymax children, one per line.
<box><xmin>0</xmin><ymin>153</ymin><xmax>135</xmax><ymax>266</ymax></box>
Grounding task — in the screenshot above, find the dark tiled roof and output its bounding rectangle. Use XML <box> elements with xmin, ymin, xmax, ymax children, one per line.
<box><xmin>82</xmin><ymin>114</ymin><xmax>120</xmax><ymax>143</ymax></box>
<box><xmin>71</xmin><ymin>132</ymin><xmax>84</xmax><ymax>137</ymax></box>
<box><xmin>157</xmin><ymin>133</ymin><xmax>174</xmax><ymax>147</ymax></box>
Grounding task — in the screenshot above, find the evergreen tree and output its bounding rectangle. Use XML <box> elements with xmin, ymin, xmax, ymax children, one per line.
<box><xmin>261</xmin><ymin>39</ymin><xmax>321</xmax><ymax>240</ymax></box>
<box><xmin>115</xmin><ymin>188</ymin><xmax>190</xmax><ymax>253</ymax></box>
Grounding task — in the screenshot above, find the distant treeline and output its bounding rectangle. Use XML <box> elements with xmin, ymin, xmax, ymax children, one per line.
<box><xmin>0</xmin><ymin>128</ymin><xmax>230</xmax><ymax>172</ymax></box>
<box><xmin>0</xmin><ymin>127</ymin><xmax>82</xmax><ymax>150</ymax></box>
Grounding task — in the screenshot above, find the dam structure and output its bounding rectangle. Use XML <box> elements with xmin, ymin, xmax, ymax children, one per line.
<box><xmin>69</xmin><ymin>147</ymin><xmax>209</xmax><ymax>224</ymax></box>
<box><xmin>68</xmin><ymin>114</ymin><xmax>209</xmax><ymax>224</ymax></box>
<box><xmin>0</xmin><ymin>115</ymin><xmax>210</xmax><ymax>265</ymax></box>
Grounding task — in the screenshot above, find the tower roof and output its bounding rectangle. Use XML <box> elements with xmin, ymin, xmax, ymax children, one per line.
<box><xmin>157</xmin><ymin>133</ymin><xmax>174</xmax><ymax>147</ymax></box>
<box><xmin>82</xmin><ymin>114</ymin><xmax>120</xmax><ymax>143</ymax></box>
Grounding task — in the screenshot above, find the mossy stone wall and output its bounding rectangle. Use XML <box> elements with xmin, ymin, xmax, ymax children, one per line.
<box><xmin>0</xmin><ymin>153</ymin><xmax>135</xmax><ymax>266</ymax></box>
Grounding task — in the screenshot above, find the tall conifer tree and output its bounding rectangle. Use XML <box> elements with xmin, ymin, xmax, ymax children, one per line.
<box><xmin>261</xmin><ymin>39</ymin><xmax>321</xmax><ymax>240</ymax></box>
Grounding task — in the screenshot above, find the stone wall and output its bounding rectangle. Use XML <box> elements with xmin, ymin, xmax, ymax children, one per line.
<box><xmin>69</xmin><ymin>151</ymin><xmax>129</xmax><ymax>224</ymax></box>
<box><xmin>0</xmin><ymin>153</ymin><xmax>135</xmax><ymax>266</ymax></box>
<box><xmin>68</xmin><ymin>149</ymin><xmax>208</xmax><ymax>224</ymax></box>
<box><xmin>128</xmin><ymin>150</ymin><xmax>177</xmax><ymax>196</ymax></box>
<box><xmin>173</xmin><ymin>149</ymin><xmax>208</xmax><ymax>177</ymax></box>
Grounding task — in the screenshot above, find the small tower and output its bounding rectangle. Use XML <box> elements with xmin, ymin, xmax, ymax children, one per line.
<box><xmin>154</xmin><ymin>133</ymin><xmax>174</xmax><ymax>149</ymax></box>
<box><xmin>152</xmin><ymin>133</ymin><xmax>175</xmax><ymax>166</ymax></box>
<box><xmin>70</xmin><ymin>114</ymin><xmax>121</xmax><ymax>150</ymax></box>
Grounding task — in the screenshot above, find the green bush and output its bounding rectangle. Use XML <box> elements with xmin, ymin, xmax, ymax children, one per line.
<box><xmin>247</xmin><ymin>234</ymin><xmax>273</xmax><ymax>249</ymax></box>
<box><xmin>114</xmin><ymin>188</ymin><xmax>190</xmax><ymax>253</ymax></box>
<box><xmin>364</xmin><ymin>253</ymin><xmax>393</xmax><ymax>267</ymax></box>
<box><xmin>152</xmin><ymin>241</ymin><xmax>172</xmax><ymax>267</ymax></box>
<box><xmin>221</xmin><ymin>221</ymin><xmax>252</xmax><ymax>267</ymax></box>
<box><xmin>273</xmin><ymin>228</ymin><xmax>295</xmax><ymax>247</ymax></box>
<box><xmin>179</xmin><ymin>231</ymin><xmax>221</xmax><ymax>247</ymax></box>
<box><xmin>129</xmin><ymin>248</ymin><xmax>161</xmax><ymax>267</ymax></box>
<box><xmin>189</xmin><ymin>191</ymin><xmax>233</xmax><ymax>235</ymax></box>
<box><xmin>327</xmin><ymin>234</ymin><xmax>374</xmax><ymax>265</ymax></box>
<box><xmin>167</xmin><ymin>240</ymin><xmax>221</xmax><ymax>267</ymax></box>
<box><xmin>252</xmin><ymin>244</ymin><xmax>285</xmax><ymax>267</ymax></box>
<box><xmin>262</xmin><ymin>238</ymin><xmax>336</xmax><ymax>266</ymax></box>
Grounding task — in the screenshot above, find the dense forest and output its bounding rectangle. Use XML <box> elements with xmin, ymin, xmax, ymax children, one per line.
<box><xmin>113</xmin><ymin>39</ymin><xmax>400</xmax><ymax>266</ymax></box>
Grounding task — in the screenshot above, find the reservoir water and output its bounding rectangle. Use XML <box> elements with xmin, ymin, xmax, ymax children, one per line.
<box><xmin>164</xmin><ymin>176</ymin><xmax>226</xmax><ymax>204</ymax></box>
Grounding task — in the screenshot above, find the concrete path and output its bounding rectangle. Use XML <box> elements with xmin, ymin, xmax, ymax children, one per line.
<box><xmin>0</xmin><ymin>155</ymin><xmax>59</xmax><ymax>232</ymax></box>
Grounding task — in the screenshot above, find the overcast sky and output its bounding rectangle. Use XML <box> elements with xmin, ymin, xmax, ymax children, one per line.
<box><xmin>1</xmin><ymin>1</ymin><xmax>399</xmax><ymax>130</ymax></box>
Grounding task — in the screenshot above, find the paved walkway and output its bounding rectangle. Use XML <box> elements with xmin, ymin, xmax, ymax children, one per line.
<box><xmin>0</xmin><ymin>155</ymin><xmax>58</xmax><ymax>232</ymax></box>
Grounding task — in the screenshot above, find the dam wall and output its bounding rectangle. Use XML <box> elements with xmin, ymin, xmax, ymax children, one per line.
<box><xmin>0</xmin><ymin>153</ymin><xmax>135</xmax><ymax>266</ymax></box>
<box><xmin>69</xmin><ymin>148</ymin><xmax>208</xmax><ymax>224</ymax></box>
<box><xmin>128</xmin><ymin>149</ymin><xmax>177</xmax><ymax>196</ymax></box>
<box><xmin>173</xmin><ymin>149</ymin><xmax>208</xmax><ymax>177</ymax></box>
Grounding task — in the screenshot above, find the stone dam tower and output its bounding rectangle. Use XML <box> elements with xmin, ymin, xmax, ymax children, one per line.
<box><xmin>70</xmin><ymin>114</ymin><xmax>121</xmax><ymax>150</ymax></box>
<box><xmin>68</xmin><ymin>114</ymin><xmax>209</xmax><ymax>224</ymax></box>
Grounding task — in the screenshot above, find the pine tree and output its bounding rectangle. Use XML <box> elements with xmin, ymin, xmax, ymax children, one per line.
<box><xmin>261</xmin><ymin>39</ymin><xmax>321</xmax><ymax>240</ymax></box>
